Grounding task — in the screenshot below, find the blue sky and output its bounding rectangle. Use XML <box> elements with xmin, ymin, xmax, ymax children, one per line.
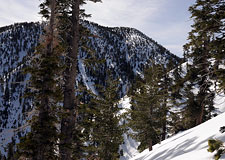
<box><xmin>0</xmin><ymin>0</ymin><xmax>196</xmax><ymax>57</ymax></box>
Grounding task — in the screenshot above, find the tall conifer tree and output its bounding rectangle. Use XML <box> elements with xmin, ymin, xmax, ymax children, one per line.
<box><xmin>59</xmin><ymin>0</ymin><xmax>80</xmax><ymax>159</ymax></box>
<box><xmin>183</xmin><ymin>0</ymin><xmax>225</xmax><ymax>126</ymax></box>
<box><xmin>128</xmin><ymin>64</ymin><xmax>171</xmax><ymax>151</ymax></box>
<box><xmin>58</xmin><ymin>0</ymin><xmax>101</xmax><ymax>159</ymax></box>
<box><xmin>18</xmin><ymin>0</ymin><xmax>63</xmax><ymax>159</ymax></box>
<box><xmin>83</xmin><ymin>74</ymin><xmax>124</xmax><ymax>160</ymax></box>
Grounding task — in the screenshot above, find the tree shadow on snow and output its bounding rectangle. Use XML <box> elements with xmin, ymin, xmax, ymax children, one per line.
<box><xmin>148</xmin><ymin>137</ymin><xmax>198</xmax><ymax>160</ymax></box>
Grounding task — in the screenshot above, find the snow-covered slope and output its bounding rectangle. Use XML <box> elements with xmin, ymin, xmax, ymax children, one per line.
<box><xmin>131</xmin><ymin>106</ymin><xmax>225</xmax><ymax>160</ymax></box>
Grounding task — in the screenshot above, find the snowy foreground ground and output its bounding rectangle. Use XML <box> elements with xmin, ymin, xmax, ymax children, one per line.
<box><xmin>118</xmin><ymin>95</ymin><xmax>225</xmax><ymax>160</ymax></box>
<box><xmin>131</xmin><ymin>112</ymin><xmax>225</xmax><ymax>160</ymax></box>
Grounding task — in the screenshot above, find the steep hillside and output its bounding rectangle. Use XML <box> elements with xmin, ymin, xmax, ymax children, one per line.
<box><xmin>131</xmin><ymin>107</ymin><xmax>225</xmax><ymax>160</ymax></box>
<box><xmin>0</xmin><ymin>23</ymin><xmax>41</xmax><ymax>155</ymax></box>
<box><xmin>0</xmin><ymin>22</ymin><xmax>180</xmax><ymax>155</ymax></box>
<box><xmin>126</xmin><ymin>61</ymin><xmax>225</xmax><ymax>159</ymax></box>
<box><xmin>118</xmin><ymin>90</ymin><xmax>225</xmax><ymax>160</ymax></box>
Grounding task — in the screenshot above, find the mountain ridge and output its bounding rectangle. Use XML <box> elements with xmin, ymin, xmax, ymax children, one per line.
<box><xmin>0</xmin><ymin>21</ymin><xmax>180</xmax><ymax>156</ymax></box>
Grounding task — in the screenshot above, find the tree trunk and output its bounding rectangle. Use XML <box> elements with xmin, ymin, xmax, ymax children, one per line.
<box><xmin>36</xmin><ymin>0</ymin><xmax>56</xmax><ymax>159</ymax></box>
<box><xmin>60</xmin><ymin>0</ymin><xmax>80</xmax><ymax>159</ymax></box>
<box><xmin>149</xmin><ymin>139</ymin><xmax>153</xmax><ymax>151</ymax></box>
<box><xmin>196</xmin><ymin>42</ymin><xmax>209</xmax><ymax>126</ymax></box>
<box><xmin>162</xmin><ymin>121</ymin><xmax>166</xmax><ymax>141</ymax></box>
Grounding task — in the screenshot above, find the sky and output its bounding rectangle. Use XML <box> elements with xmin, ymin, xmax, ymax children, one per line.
<box><xmin>0</xmin><ymin>0</ymin><xmax>196</xmax><ymax>57</ymax></box>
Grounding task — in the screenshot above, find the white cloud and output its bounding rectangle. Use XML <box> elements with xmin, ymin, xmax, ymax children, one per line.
<box><xmin>0</xmin><ymin>0</ymin><xmax>41</xmax><ymax>27</ymax></box>
<box><xmin>84</xmin><ymin>0</ymin><xmax>165</xmax><ymax>28</ymax></box>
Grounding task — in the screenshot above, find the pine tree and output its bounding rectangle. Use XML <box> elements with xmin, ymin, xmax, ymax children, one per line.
<box><xmin>168</xmin><ymin>65</ymin><xmax>186</xmax><ymax>134</ymax></box>
<box><xmin>58</xmin><ymin>0</ymin><xmax>80</xmax><ymax>159</ymax></box>
<box><xmin>18</xmin><ymin>0</ymin><xmax>63</xmax><ymax>159</ymax></box>
<box><xmin>207</xmin><ymin>0</ymin><xmax>225</xmax><ymax>93</ymax></box>
<box><xmin>57</xmin><ymin>0</ymin><xmax>101</xmax><ymax>159</ymax></box>
<box><xmin>158</xmin><ymin>65</ymin><xmax>173</xmax><ymax>140</ymax></box>
<box><xmin>182</xmin><ymin>0</ymin><xmax>222</xmax><ymax>127</ymax></box>
<box><xmin>80</xmin><ymin>73</ymin><xmax>124</xmax><ymax>160</ymax></box>
<box><xmin>208</xmin><ymin>139</ymin><xmax>225</xmax><ymax>160</ymax></box>
<box><xmin>128</xmin><ymin>64</ymin><xmax>171</xmax><ymax>151</ymax></box>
